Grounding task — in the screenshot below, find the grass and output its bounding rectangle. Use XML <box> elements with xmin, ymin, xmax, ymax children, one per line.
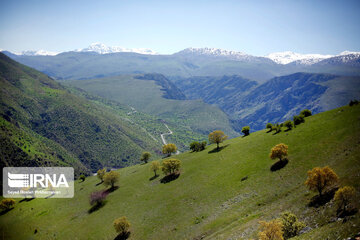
<box><xmin>1</xmin><ymin>104</ymin><xmax>359</xmax><ymax>239</ymax></box>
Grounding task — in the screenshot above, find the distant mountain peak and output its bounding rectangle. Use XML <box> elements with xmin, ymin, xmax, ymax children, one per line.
<box><xmin>75</xmin><ymin>42</ymin><xmax>158</xmax><ymax>55</ymax></box>
<box><xmin>265</xmin><ymin>51</ymin><xmax>334</xmax><ymax>65</ymax></box>
<box><xmin>175</xmin><ymin>47</ymin><xmax>248</xmax><ymax>57</ymax></box>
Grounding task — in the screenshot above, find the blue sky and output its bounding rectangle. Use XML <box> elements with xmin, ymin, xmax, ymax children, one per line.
<box><xmin>0</xmin><ymin>0</ymin><xmax>359</xmax><ymax>55</ymax></box>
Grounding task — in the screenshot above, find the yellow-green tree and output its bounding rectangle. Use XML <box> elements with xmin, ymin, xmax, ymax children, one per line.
<box><xmin>140</xmin><ymin>152</ymin><xmax>151</xmax><ymax>163</ymax></box>
<box><xmin>270</xmin><ymin>143</ymin><xmax>288</xmax><ymax>161</ymax></box>
<box><xmin>258</xmin><ymin>219</ymin><xmax>284</xmax><ymax>240</ymax></box>
<box><xmin>150</xmin><ymin>161</ymin><xmax>160</xmax><ymax>177</ymax></box>
<box><xmin>0</xmin><ymin>199</ymin><xmax>15</xmax><ymax>211</ymax></box>
<box><xmin>304</xmin><ymin>166</ymin><xmax>339</xmax><ymax>197</ymax></box>
<box><xmin>162</xmin><ymin>143</ymin><xmax>177</xmax><ymax>157</ymax></box>
<box><xmin>113</xmin><ymin>216</ymin><xmax>130</xmax><ymax>235</ymax></box>
<box><xmin>103</xmin><ymin>171</ymin><xmax>120</xmax><ymax>189</ymax></box>
<box><xmin>208</xmin><ymin>130</ymin><xmax>228</xmax><ymax>150</ymax></box>
<box><xmin>161</xmin><ymin>158</ymin><xmax>181</xmax><ymax>175</ymax></box>
<box><xmin>334</xmin><ymin>186</ymin><xmax>356</xmax><ymax>212</ymax></box>
<box><xmin>280</xmin><ymin>212</ymin><xmax>305</xmax><ymax>239</ymax></box>
<box><xmin>97</xmin><ymin>168</ymin><xmax>106</xmax><ymax>182</ymax></box>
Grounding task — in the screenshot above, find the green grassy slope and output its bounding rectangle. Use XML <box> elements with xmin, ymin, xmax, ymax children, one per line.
<box><xmin>65</xmin><ymin>74</ymin><xmax>239</xmax><ymax>148</ymax></box>
<box><xmin>1</xmin><ymin>105</ymin><xmax>359</xmax><ymax>239</ymax></box>
<box><xmin>0</xmin><ymin>53</ymin><xmax>162</xmax><ymax>173</ymax></box>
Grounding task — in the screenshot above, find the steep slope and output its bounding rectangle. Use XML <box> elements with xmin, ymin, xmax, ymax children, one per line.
<box><xmin>1</xmin><ymin>105</ymin><xmax>359</xmax><ymax>239</ymax></box>
<box><xmin>64</xmin><ymin>74</ymin><xmax>239</xmax><ymax>146</ymax></box>
<box><xmin>0</xmin><ymin>53</ymin><xmax>162</xmax><ymax>173</ymax></box>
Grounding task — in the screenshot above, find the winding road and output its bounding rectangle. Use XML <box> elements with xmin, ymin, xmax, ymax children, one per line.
<box><xmin>160</xmin><ymin>123</ymin><xmax>180</xmax><ymax>155</ymax></box>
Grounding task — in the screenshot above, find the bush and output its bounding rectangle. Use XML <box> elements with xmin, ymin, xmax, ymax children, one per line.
<box><xmin>79</xmin><ymin>174</ymin><xmax>86</xmax><ymax>182</ymax></box>
<box><xmin>284</xmin><ymin>120</ymin><xmax>293</xmax><ymax>130</ymax></box>
<box><xmin>280</xmin><ymin>212</ymin><xmax>305</xmax><ymax>239</ymax></box>
<box><xmin>305</xmin><ymin>166</ymin><xmax>338</xmax><ymax>197</ymax></box>
<box><xmin>258</xmin><ymin>219</ymin><xmax>284</xmax><ymax>240</ymax></box>
<box><xmin>300</xmin><ymin>109</ymin><xmax>312</xmax><ymax>117</ymax></box>
<box><xmin>140</xmin><ymin>152</ymin><xmax>151</xmax><ymax>163</ymax></box>
<box><xmin>103</xmin><ymin>171</ymin><xmax>120</xmax><ymax>189</ymax></box>
<box><xmin>0</xmin><ymin>199</ymin><xmax>15</xmax><ymax>211</ymax></box>
<box><xmin>270</xmin><ymin>143</ymin><xmax>288</xmax><ymax>162</ymax></box>
<box><xmin>161</xmin><ymin>158</ymin><xmax>181</xmax><ymax>175</ymax></box>
<box><xmin>113</xmin><ymin>216</ymin><xmax>131</xmax><ymax>235</ymax></box>
<box><xmin>293</xmin><ymin>115</ymin><xmax>305</xmax><ymax>126</ymax></box>
<box><xmin>90</xmin><ymin>191</ymin><xmax>107</xmax><ymax>206</ymax></box>
<box><xmin>242</xmin><ymin>126</ymin><xmax>250</xmax><ymax>136</ymax></box>
<box><xmin>334</xmin><ymin>186</ymin><xmax>356</xmax><ymax>213</ymax></box>
<box><xmin>190</xmin><ymin>141</ymin><xmax>207</xmax><ymax>152</ymax></box>
<box><xmin>266</xmin><ymin>123</ymin><xmax>273</xmax><ymax>131</ymax></box>
<box><xmin>349</xmin><ymin>99</ymin><xmax>359</xmax><ymax>106</ymax></box>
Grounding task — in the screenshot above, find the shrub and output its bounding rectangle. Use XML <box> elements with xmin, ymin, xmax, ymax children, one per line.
<box><xmin>349</xmin><ymin>99</ymin><xmax>359</xmax><ymax>106</ymax></box>
<box><xmin>90</xmin><ymin>191</ymin><xmax>107</xmax><ymax>206</ymax></box>
<box><xmin>284</xmin><ymin>120</ymin><xmax>293</xmax><ymax>130</ymax></box>
<box><xmin>300</xmin><ymin>109</ymin><xmax>312</xmax><ymax>117</ymax></box>
<box><xmin>150</xmin><ymin>161</ymin><xmax>160</xmax><ymax>176</ymax></box>
<box><xmin>113</xmin><ymin>216</ymin><xmax>130</xmax><ymax>235</ymax></box>
<box><xmin>140</xmin><ymin>152</ymin><xmax>151</xmax><ymax>163</ymax></box>
<box><xmin>208</xmin><ymin>130</ymin><xmax>228</xmax><ymax>150</ymax></box>
<box><xmin>305</xmin><ymin>166</ymin><xmax>339</xmax><ymax>197</ymax></box>
<box><xmin>266</xmin><ymin>123</ymin><xmax>273</xmax><ymax>131</ymax></box>
<box><xmin>334</xmin><ymin>186</ymin><xmax>356</xmax><ymax>212</ymax></box>
<box><xmin>97</xmin><ymin>168</ymin><xmax>106</xmax><ymax>182</ymax></box>
<box><xmin>161</xmin><ymin>158</ymin><xmax>181</xmax><ymax>175</ymax></box>
<box><xmin>103</xmin><ymin>171</ymin><xmax>120</xmax><ymax>189</ymax></box>
<box><xmin>190</xmin><ymin>141</ymin><xmax>207</xmax><ymax>152</ymax></box>
<box><xmin>293</xmin><ymin>115</ymin><xmax>305</xmax><ymax>126</ymax></box>
<box><xmin>0</xmin><ymin>199</ymin><xmax>15</xmax><ymax>211</ymax></box>
<box><xmin>280</xmin><ymin>211</ymin><xmax>305</xmax><ymax>239</ymax></box>
<box><xmin>242</xmin><ymin>126</ymin><xmax>250</xmax><ymax>136</ymax></box>
<box><xmin>79</xmin><ymin>174</ymin><xmax>86</xmax><ymax>182</ymax></box>
<box><xmin>270</xmin><ymin>143</ymin><xmax>288</xmax><ymax>162</ymax></box>
<box><xmin>162</xmin><ymin>143</ymin><xmax>177</xmax><ymax>157</ymax></box>
<box><xmin>258</xmin><ymin>219</ymin><xmax>284</xmax><ymax>240</ymax></box>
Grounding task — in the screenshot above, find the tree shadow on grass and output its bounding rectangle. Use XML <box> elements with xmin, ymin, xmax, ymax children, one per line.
<box><xmin>208</xmin><ymin>144</ymin><xmax>229</xmax><ymax>154</ymax></box>
<box><xmin>272</xmin><ymin>131</ymin><xmax>281</xmax><ymax>135</ymax></box>
<box><xmin>160</xmin><ymin>173</ymin><xmax>180</xmax><ymax>184</ymax></box>
<box><xmin>337</xmin><ymin>208</ymin><xmax>358</xmax><ymax>218</ymax></box>
<box><xmin>270</xmin><ymin>159</ymin><xmax>289</xmax><ymax>172</ymax></box>
<box><xmin>114</xmin><ymin>232</ymin><xmax>131</xmax><ymax>240</ymax></box>
<box><xmin>88</xmin><ymin>201</ymin><xmax>107</xmax><ymax>214</ymax></box>
<box><xmin>149</xmin><ymin>174</ymin><xmax>159</xmax><ymax>181</ymax></box>
<box><xmin>104</xmin><ymin>186</ymin><xmax>119</xmax><ymax>194</ymax></box>
<box><xmin>308</xmin><ymin>188</ymin><xmax>338</xmax><ymax>208</ymax></box>
<box><xmin>0</xmin><ymin>208</ymin><xmax>14</xmax><ymax>216</ymax></box>
<box><xmin>19</xmin><ymin>198</ymin><xmax>35</xmax><ymax>203</ymax></box>
<box><xmin>284</xmin><ymin>128</ymin><xmax>292</xmax><ymax>132</ymax></box>
<box><xmin>266</xmin><ymin>129</ymin><xmax>272</xmax><ymax>133</ymax></box>
<box><xmin>95</xmin><ymin>181</ymin><xmax>103</xmax><ymax>186</ymax></box>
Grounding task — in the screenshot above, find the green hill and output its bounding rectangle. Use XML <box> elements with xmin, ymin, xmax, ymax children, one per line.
<box><xmin>0</xmin><ymin>53</ymin><xmax>163</xmax><ymax>173</ymax></box>
<box><xmin>1</xmin><ymin>105</ymin><xmax>359</xmax><ymax>239</ymax></box>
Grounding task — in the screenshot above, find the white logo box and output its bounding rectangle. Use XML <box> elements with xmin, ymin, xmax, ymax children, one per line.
<box><xmin>3</xmin><ymin>167</ymin><xmax>74</xmax><ymax>198</ymax></box>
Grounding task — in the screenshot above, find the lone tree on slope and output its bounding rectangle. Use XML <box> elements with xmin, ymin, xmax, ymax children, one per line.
<box><xmin>103</xmin><ymin>171</ymin><xmax>120</xmax><ymax>189</ymax></box>
<box><xmin>208</xmin><ymin>130</ymin><xmax>228</xmax><ymax>150</ymax></box>
<box><xmin>97</xmin><ymin>168</ymin><xmax>106</xmax><ymax>183</ymax></box>
<box><xmin>161</xmin><ymin>158</ymin><xmax>181</xmax><ymax>175</ymax></box>
<box><xmin>162</xmin><ymin>143</ymin><xmax>177</xmax><ymax>157</ymax></box>
<box><xmin>242</xmin><ymin>126</ymin><xmax>250</xmax><ymax>136</ymax></box>
<box><xmin>150</xmin><ymin>161</ymin><xmax>160</xmax><ymax>177</ymax></box>
<box><xmin>304</xmin><ymin>166</ymin><xmax>338</xmax><ymax>197</ymax></box>
<box><xmin>140</xmin><ymin>152</ymin><xmax>151</xmax><ymax>163</ymax></box>
<box><xmin>270</xmin><ymin>143</ymin><xmax>288</xmax><ymax>162</ymax></box>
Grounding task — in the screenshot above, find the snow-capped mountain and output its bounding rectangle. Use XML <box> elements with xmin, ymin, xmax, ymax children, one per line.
<box><xmin>75</xmin><ymin>43</ymin><xmax>157</xmax><ymax>55</ymax></box>
<box><xmin>265</xmin><ymin>51</ymin><xmax>334</xmax><ymax>65</ymax></box>
<box><xmin>14</xmin><ymin>50</ymin><xmax>59</xmax><ymax>56</ymax></box>
<box><xmin>176</xmin><ymin>47</ymin><xmax>248</xmax><ymax>57</ymax></box>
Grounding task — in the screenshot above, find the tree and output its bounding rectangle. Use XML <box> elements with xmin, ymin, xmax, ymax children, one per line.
<box><xmin>208</xmin><ymin>130</ymin><xmax>228</xmax><ymax>150</ymax></box>
<box><xmin>190</xmin><ymin>141</ymin><xmax>207</xmax><ymax>152</ymax></box>
<box><xmin>258</xmin><ymin>219</ymin><xmax>284</xmax><ymax>240</ymax></box>
<box><xmin>90</xmin><ymin>191</ymin><xmax>107</xmax><ymax>206</ymax></box>
<box><xmin>266</xmin><ymin>123</ymin><xmax>273</xmax><ymax>132</ymax></box>
<box><xmin>97</xmin><ymin>168</ymin><xmax>106</xmax><ymax>183</ymax></box>
<box><xmin>242</xmin><ymin>126</ymin><xmax>250</xmax><ymax>136</ymax></box>
<box><xmin>113</xmin><ymin>216</ymin><xmax>131</xmax><ymax>235</ymax></box>
<box><xmin>140</xmin><ymin>152</ymin><xmax>151</xmax><ymax>163</ymax></box>
<box><xmin>79</xmin><ymin>174</ymin><xmax>86</xmax><ymax>182</ymax></box>
<box><xmin>162</xmin><ymin>143</ymin><xmax>177</xmax><ymax>157</ymax></box>
<box><xmin>280</xmin><ymin>212</ymin><xmax>305</xmax><ymax>239</ymax></box>
<box><xmin>150</xmin><ymin>161</ymin><xmax>160</xmax><ymax>177</ymax></box>
<box><xmin>103</xmin><ymin>171</ymin><xmax>120</xmax><ymax>189</ymax></box>
<box><xmin>161</xmin><ymin>158</ymin><xmax>181</xmax><ymax>175</ymax></box>
<box><xmin>284</xmin><ymin>120</ymin><xmax>293</xmax><ymax>130</ymax></box>
<box><xmin>293</xmin><ymin>115</ymin><xmax>305</xmax><ymax>126</ymax></box>
<box><xmin>270</xmin><ymin>143</ymin><xmax>288</xmax><ymax>162</ymax></box>
<box><xmin>349</xmin><ymin>99</ymin><xmax>359</xmax><ymax>106</ymax></box>
<box><xmin>304</xmin><ymin>166</ymin><xmax>339</xmax><ymax>197</ymax></box>
<box><xmin>300</xmin><ymin>109</ymin><xmax>312</xmax><ymax>117</ymax></box>
<box><xmin>0</xmin><ymin>199</ymin><xmax>15</xmax><ymax>211</ymax></box>
<box><xmin>334</xmin><ymin>186</ymin><xmax>356</xmax><ymax>212</ymax></box>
